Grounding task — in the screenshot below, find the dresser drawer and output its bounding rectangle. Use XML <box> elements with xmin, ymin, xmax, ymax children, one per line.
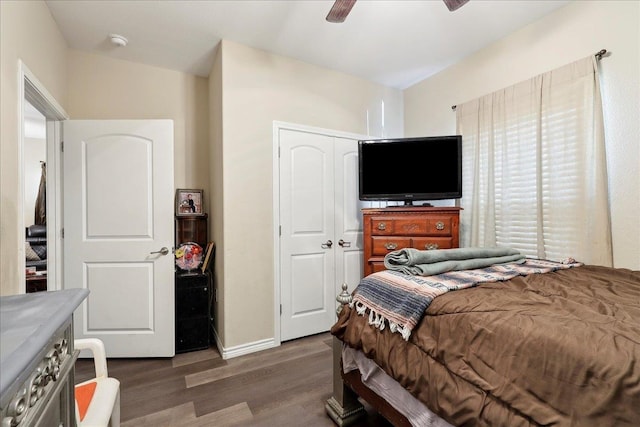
<box><xmin>425</xmin><ymin>216</ymin><xmax>454</xmax><ymax>235</ymax></box>
<box><xmin>370</xmin><ymin>218</ymin><xmax>395</xmax><ymax>235</ymax></box>
<box><xmin>370</xmin><ymin>216</ymin><xmax>454</xmax><ymax>236</ymax></box>
<box><xmin>370</xmin><ymin>261</ymin><xmax>387</xmax><ymax>274</ymax></box>
<box><xmin>412</xmin><ymin>237</ymin><xmax>454</xmax><ymax>251</ymax></box>
<box><xmin>370</xmin><ymin>217</ymin><xmax>429</xmax><ymax>235</ymax></box>
<box><xmin>372</xmin><ymin>236</ymin><xmax>411</xmax><ymax>255</ymax></box>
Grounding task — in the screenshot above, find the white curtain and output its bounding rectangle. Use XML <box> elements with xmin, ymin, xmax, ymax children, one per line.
<box><xmin>456</xmin><ymin>56</ymin><xmax>612</xmax><ymax>266</ymax></box>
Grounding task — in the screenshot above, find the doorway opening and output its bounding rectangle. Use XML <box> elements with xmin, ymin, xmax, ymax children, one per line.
<box><xmin>19</xmin><ymin>60</ymin><xmax>68</xmax><ymax>293</ymax></box>
<box><xmin>23</xmin><ymin>100</ymin><xmax>47</xmax><ymax>291</ymax></box>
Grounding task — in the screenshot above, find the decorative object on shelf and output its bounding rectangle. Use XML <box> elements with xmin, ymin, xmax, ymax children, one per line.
<box><xmin>201</xmin><ymin>242</ymin><xmax>215</xmax><ymax>273</ymax></box>
<box><xmin>175</xmin><ymin>189</ymin><xmax>205</xmax><ymax>216</ymax></box>
<box><xmin>175</xmin><ymin>242</ymin><xmax>204</xmax><ymax>271</ymax></box>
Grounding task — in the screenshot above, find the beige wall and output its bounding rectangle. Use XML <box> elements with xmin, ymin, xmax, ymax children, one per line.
<box><xmin>0</xmin><ymin>1</ymin><xmax>68</xmax><ymax>295</ymax></box>
<box><xmin>66</xmin><ymin>51</ymin><xmax>210</xmax><ymax>197</ymax></box>
<box><xmin>218</xmin><ymin>40</ymin><xmax>403</xmax><ymax>349</ymax></box>
<box><xmin>209</xmin><ymin>47</ymin><xmax>225</xmax><ymax>344</ymax></box>
<box><xmin>404</xmin><ymin>1</ymin><xmax>640</xmax><ymax>269</ymax></box>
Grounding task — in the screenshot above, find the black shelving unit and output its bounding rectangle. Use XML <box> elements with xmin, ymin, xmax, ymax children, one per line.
<box><xmin>175</xmin><ymin>270</ymin><xmax>211</xmax><ymax>353</ymax></box>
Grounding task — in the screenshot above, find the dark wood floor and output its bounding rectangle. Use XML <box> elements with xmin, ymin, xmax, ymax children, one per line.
<box><xmin>75</xmin><ymin>333</ymin><xmax>392</xmax><ymax>426</ymax></box>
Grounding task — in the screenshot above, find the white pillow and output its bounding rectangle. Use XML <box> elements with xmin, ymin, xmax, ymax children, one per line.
<box><xmin>25</xmin><ymin>242</ymin><xmax>41</xmax><ymax>261</ymax></box>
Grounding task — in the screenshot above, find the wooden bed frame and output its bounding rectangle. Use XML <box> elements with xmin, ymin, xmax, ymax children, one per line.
<box><xmin>325</xmin><ymin>284</ymin><xmax>412</xmax><ymax>427</ymax></box>
<box><xmin>325</xmin><ymin>347</ymin><xmax>412</xmax><ymax>426</ymax></box>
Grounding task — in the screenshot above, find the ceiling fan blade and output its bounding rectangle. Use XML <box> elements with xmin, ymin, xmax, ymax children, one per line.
<box><xmin>326</xmin><ymin>0</ymin><xmax>357</xmax><ymax>23</ymax></box>
<box><xmin>443</xmin><ymin>0</ymin><xmax>470</xmax><ymax>12</ymax></box>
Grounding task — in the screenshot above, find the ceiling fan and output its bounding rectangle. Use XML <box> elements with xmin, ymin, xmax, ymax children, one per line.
<box><xmin>326</xmin><ymin>0</ymin><xmax>470</xmax><ymax>23</ymax></box>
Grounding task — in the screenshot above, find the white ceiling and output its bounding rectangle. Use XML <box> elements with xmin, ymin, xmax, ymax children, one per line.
<box><xmin>45</xmin><ymin>0</ymin><xmax>570</xmax><ymax>90</ymax></box>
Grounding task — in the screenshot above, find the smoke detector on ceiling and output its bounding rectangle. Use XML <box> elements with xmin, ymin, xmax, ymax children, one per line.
<box><xmin>109</xmin><ymin>34</ymin><xmax>128</xmax><ymax>47</ymax></box>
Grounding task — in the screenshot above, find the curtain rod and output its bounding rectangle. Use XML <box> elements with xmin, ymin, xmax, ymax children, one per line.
<box><xmin>451</xmin><ymin>49</ymin><xmax>608</xmax><ymax>111</ymax></box>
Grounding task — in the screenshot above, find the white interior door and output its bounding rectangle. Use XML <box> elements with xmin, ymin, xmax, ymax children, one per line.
<box><xmin>279</xmin><ymin>129</ymin><xmax>363</xmax><ymax>341</ymax></box>
<box><xmin>333</xmin><ymin>138</ymin><xmax>364</xmax><ymax>298</ymax></box>
<box><xmin>63</xmin><ymin>120</ymin><xmax>175</xmax><ymax>357</ymax></box>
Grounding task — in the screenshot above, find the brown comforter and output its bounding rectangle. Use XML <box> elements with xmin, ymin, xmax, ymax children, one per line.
<box><xmin>331</xmin><ymin>265</ymin><xmax>640</xmax><ymax>426</ymax></box>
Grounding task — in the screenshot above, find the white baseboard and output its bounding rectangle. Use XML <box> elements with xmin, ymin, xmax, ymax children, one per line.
<box><xmin>212</xmin><ymin>327</ymin><xmax>278</xmax><ymax>360</ymax></box>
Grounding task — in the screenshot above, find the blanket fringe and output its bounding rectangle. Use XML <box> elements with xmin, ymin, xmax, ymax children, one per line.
<box><xmin>352</xmin><ymin>301</ymin><xmax>413</xmax><ymax>339</ymax></box>
<box><xmin>352</xmin><ymin>300</ymin><xmax>367</xmax><ymax>316</ymax></box>
<box><xmin>389</xmin><ymin>321</ymin><xmax>411</xmax><ymax>341</ymax></box>
<box><xmin>368</xmin><ymin>309</ymin><xmax>385</xmax><ymax>331</ymax></box>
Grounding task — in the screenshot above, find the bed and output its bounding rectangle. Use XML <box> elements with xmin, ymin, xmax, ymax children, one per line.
<box><xmin>325</xmin><ymin>259</ymin><xmax>640</xmax><ymax>427</ymax></box>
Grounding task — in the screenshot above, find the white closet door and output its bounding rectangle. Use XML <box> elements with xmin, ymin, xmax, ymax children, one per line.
<box><xmin>279</xmin><ymin>129</ymin><xmax>363</xmax><ymax>341</ymax></box>
<box><xmin>280</xmin><ymin>129</ymin><xmax>336</xmax><ymax>341</ymax></box>
<box><xmin>333</xmin><ymin>138</ymin><xmax>364</xmax><ymax>299</ymax></box>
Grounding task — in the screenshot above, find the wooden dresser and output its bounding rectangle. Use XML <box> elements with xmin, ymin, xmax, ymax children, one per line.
<box><xmin>362</xmin><ymin>206</ymin><xmax>461</xmax><ymax>276</ymax></box>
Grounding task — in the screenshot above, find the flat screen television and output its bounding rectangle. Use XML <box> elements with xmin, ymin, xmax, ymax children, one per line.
<box><xmin>358</xmin><ymin>135</ymin><xmax>462</xmax><ymax>204</ymax></box>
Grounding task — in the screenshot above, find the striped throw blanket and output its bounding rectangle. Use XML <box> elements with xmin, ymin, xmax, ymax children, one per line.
<box><xmin>351</xmin><ymin>259</ymin><xmax>583</xmax><ymax>340</ymax></box>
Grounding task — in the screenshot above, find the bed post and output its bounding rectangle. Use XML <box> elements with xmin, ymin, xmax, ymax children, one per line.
<box><xmin>325</xmin><ymin>283</ymin><xmax>366</xmax><ymax>426</ymax></box>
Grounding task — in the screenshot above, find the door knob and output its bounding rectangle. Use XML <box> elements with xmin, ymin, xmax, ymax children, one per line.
<box><xmin>338</xmin><ymin>239</ymin><xmax>351</xmax><ymax>248</ymax></box>
<box><xmin>321</xmin><ymin>240</ymin><xmax>333</xmax><ymax>249</ymax></box>
<box><xmin>150</xmin><ymin>247</ymin><xmax>170</xmax><ymax>256</ymax></box>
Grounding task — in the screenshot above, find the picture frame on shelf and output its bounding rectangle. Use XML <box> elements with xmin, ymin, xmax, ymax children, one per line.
<box><xmin>176</xmin><ymin>189</ymin><xmax>204</xmax><ymax>216</ymax></box>
<box><xmin>201</xmin><ymin>242</ymin><xmax>215</xmax><ymax>273</ymax></box>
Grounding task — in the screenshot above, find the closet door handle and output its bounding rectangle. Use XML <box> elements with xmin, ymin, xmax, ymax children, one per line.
<box><xmin>321</xmin><ymin>240</ymin><xmax>333</xmax><ymax>249</ymax></box>
<box><xmin>338</xmin><ymin>239</ymin><xmax>351</xmax><ymax>248</ymax></box>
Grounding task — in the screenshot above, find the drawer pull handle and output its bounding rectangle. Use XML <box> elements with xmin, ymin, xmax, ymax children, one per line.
<box><xmin>384</xmin><ymin>242</ymin><xmax>398</xmax><ymax>250</ymax></box>
<box><xmin>377</xmin><ymin>222</ymin><xmax>386</xmax><ymax>231</ymax></box>
<box><xmin>425</xmin><ymin>243</ymin><xmax>439</xmax><ymax>250</ymax></box>
<box><xmin>435</xmin><ymin>221</ymin><xmax>445</xmax><ymax>231</ymax></box>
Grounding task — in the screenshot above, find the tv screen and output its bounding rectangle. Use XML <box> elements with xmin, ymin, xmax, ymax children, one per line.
<box><xmin>358</xmin><ymin>135</ymin><xmax>462</xmax><ymax>203</ymax></box>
